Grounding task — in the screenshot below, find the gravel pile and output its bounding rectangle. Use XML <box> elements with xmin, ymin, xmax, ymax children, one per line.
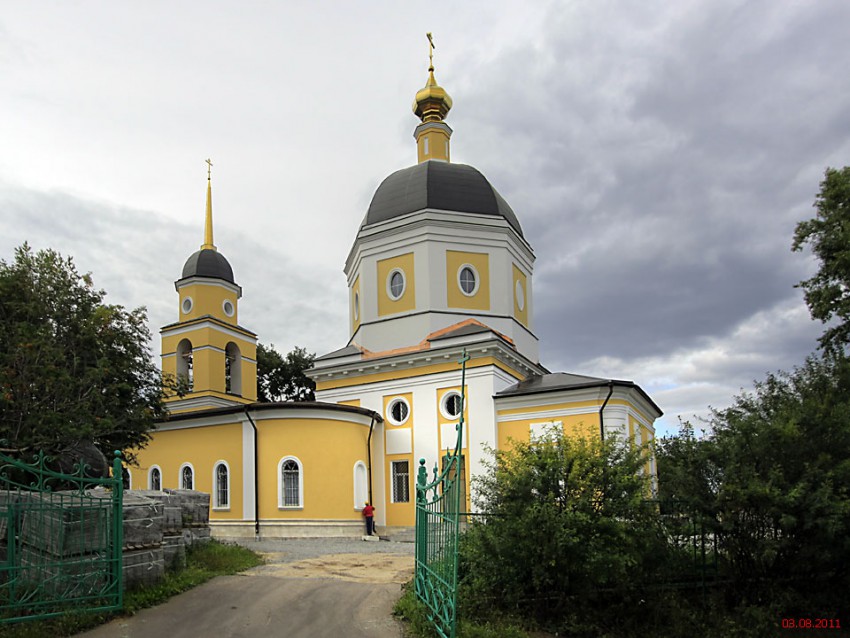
<box><xmin>220</xmin><ymin>537</ymin><xmax>414</xmax><ymax>563</ymax></box>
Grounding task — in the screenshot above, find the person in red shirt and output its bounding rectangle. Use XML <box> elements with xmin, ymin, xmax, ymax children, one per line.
<box><xmin>362</xmin><ymin>502</ymin><xmax>375</xmax><ymax>536</ymax></box>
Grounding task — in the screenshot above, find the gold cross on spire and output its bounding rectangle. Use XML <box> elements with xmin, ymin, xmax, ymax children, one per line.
<box><xmin>426</xmin><ymin>32</ymin><xmax>435</xmax><ymax>71</ymax></box>
<box><xmin>205</xmin><ymin>158</ymin><xmax>213</xmax><ymax>180</ymax></box>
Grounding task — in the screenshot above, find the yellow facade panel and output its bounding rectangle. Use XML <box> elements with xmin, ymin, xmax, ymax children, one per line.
<box><xmin>446</xmin><ymin>250</ymin><xmax>490</xmax><ymax>311</ymax></box>
<box><xmin>512</xmin><ymin>264</ymin><xmax>528</xmax><ymax>326</ymax></box>
<box><xmin>377</xmin><ymin>253</ymin><xmax>416</xmax><ymax>317</ymax></box>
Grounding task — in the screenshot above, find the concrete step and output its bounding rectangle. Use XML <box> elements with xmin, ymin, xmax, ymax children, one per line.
<box><xmin>376</xmin><ymin>526</ymin><xmax>415</xmax><ymax>543</ymax></box>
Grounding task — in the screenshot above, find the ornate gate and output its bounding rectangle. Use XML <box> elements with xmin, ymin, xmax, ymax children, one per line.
<box><xmin>0</xmin><ymin>449</ymin><xmax>124</xmax><ymax>624</ymax></box>
<box><xmin>414</xmin><ymin>350</ymin><xmax>468</xmax><ymax>638</ymax></box>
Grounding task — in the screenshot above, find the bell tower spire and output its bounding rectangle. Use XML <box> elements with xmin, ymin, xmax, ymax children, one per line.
<box><xmin>413</xmin><ymin>33</ymin><xmax>453</xmax><ymax>164</ymax></box>
<box><xmin>201</xmin><ymin>158</ymin><xmax>216</xmax><ymax>251</ymax></box>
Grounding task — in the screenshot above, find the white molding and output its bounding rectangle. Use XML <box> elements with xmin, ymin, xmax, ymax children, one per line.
<box><xmin>175</xmin><ymin>276</ymin><xmax>242</xmax><ymax>298</ymax></box>
<box><xmin>212</xmin><ymin>459</ymin><xmax>231</xmax><ymax>510</ymax></box>
<box><xmin>353</xmin><ymin>461</ymin><xmax>368</xmax><ymax>511</ymax></box>
<box><xmin>147</xmin><ymin>465</ymin><xmax>163</xmax><ymax>491</ymax></box>
<box><xmin>161</xmin><ymin>319</ymin><xmax>257</xmax><ymax>343</ymax></box>
<box><xmin>178</xmin><ymin>462</ymin><xmax>195</xmax><ymax>490</ymax></box>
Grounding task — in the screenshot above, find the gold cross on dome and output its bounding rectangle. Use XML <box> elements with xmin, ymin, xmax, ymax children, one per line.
<box><xmin>427</xmin><ymin>32</ymin><xmax>435</xmax><ymax>68</ymax></box>
<box><xmin>205</xmin><ymin>158</ymin><xmax>213</xmax><ymax>179</ymax></box>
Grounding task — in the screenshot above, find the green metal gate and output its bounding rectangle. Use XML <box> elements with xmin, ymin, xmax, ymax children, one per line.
<box><xmin>415</xmin><ymin>350</ymin><xmax>468</xmax><ymax>638</ymax></box>
<box><xmin>0</xmin><ymin>449</ymin><xmax>124</xmax><ymax>624</ymax></box>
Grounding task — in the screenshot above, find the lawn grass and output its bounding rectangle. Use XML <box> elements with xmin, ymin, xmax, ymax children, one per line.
<box><xmin>0</xmin><ymin>540</ymin><xmax>263</xmax><ymax>638</ymax></box>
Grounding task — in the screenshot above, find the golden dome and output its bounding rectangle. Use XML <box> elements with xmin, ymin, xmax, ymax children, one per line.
<box><xmin>413</xmin><ymin>34</ymin><xmax>452</xmax><ymax>123</ymax></box>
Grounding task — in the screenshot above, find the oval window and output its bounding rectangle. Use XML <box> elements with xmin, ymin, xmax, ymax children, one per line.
<box><xmin>182</xmin><ymin>297</ymin><xmax>193</xmax><ymax>314</ymax></box>
<box><xmin>354</xmin><ymin>292</ymin><xmax>360</xmax><ymax>321</ymax></box>
<box><xmin>458</xmin><ymin>265</ymin><xmax>478</xmax><ymax>296</ymax></box>
<box><xmin>222</xmin><ymin>299</ymin><xmax>235</xmax><ymax>317</ymax></box>
<box><xmin>387</xmin><ymin>397</ymin><xmax>410</xmax><ymax>425</ymax></box>
<box><xmin>515</xmin><ymin>280</ymin><xmax>525</xmax><ymax>311</ymax></box>
<box><xmin>388</xmin><ymin>269</ymin><xmax>405</xmax><ymax>300</ymax></box>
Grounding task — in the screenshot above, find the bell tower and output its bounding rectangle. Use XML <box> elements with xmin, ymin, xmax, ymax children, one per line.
<box><xmin>161</xmin><ymin>161</ymin><xmax>258</xmax><ymax>413</ymax></box>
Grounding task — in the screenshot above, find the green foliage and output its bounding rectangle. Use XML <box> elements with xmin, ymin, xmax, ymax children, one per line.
<box><xmin>256</xmin><ymin>343</ymin><xmax>316</xmax><ymax>402</ymax></box>
<box><xmin>793</xmin><ymin>166</ymin><xmax>850</xmax><ymax>353</ymax></box>
<box><xmin>0</xmin><ymin>244</ymin><xmax>167</xmax><ymax>463</ymax></box>
<box><xmin>459</xmin><ymin>432</ymin><xmax>661</xmax><ymax>628</ymax></box>
<box><xmin>658</xmin><ymin>355</ymin><xmax>850</xmax><ymax>610</ymax></box>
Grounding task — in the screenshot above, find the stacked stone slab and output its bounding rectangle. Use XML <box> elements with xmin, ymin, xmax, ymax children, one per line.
<box><xmin>119</xmin><ymin>492</ymin><xmax>165</xmax><ymax>589</ymax></box>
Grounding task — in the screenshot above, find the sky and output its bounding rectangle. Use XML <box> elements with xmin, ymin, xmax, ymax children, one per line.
<box><xmin>1</xmin><ymin>1</ymin><xmax>848</xmax><ymax>436</ymax></box>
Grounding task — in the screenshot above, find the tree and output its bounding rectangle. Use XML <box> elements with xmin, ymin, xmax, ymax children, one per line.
<box><xmin>793</xmin><ymin>166</ymin><xmax>850</xmax><ymax>353</ymax></box>
<box><xmin>0</xmin><ymin>244</ymin><xmax>167</xmax><ymax>464</ymax></box>
<box><xmin>459</xmin><ymin>432</ymin><xmax>662</xmax><ymax>627</ymax></box>
<box><xmin>256</xmin><ymin>343</ymin><xmax>316</xmax><ymax>402</ymax></box>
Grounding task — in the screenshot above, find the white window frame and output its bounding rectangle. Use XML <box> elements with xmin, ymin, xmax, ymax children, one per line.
<box><xmin>457</xmin><ymin>264</ymin><xmax>480</xmax><ymax>297</ymax></box>
<box><xmin>353</xmin><ymin>291</ymin><xmax>360</xmax><ymax>321</ymax></box>
<box><xmin>391</xmin><ymin>460</ymin><xmax>410</xmax><ymax>503</ymax></box>
<box><xmin>222</xmin><ymin>298</ymin><xmax>235</xmax><ymax>317</ymax></box>
<box><xmin>148</xmin><ymin>465</ymin><xmax>162</xmax><ymax>491</ymax></box>
<box><xmin>179</xmin><ymin>462</ymin><xmax>195</xmax><ymax>490</ymax></box>
<box><xmin>386</xmin><ymin>397</ymin><xmax>411</xmax><ymax>426</ymax></box>
<box><xmin>278</xmin><ymin>456</ymin><xmax>304</xmax><ymax>509</ymax></box>
<box><xmin>353</xmin><ymin>461</ymin><xmax>368</xmax><ymax>511</ymax></box>
<box><xmin>212</xmin><ymin>460</ymin><xmax>231</xmax><ymax>510</ymax></box>
<box><xmin>440</xmin><ymin>390</ymin><xmax>463</xmax><ymax>421</ymax></box>
<box><xmin>181</xmin><ymin>296</ymin><xmax>193</xmax><ymax>315</ymax></box>
<box><xmin>386</xmin><ymin>268</ymin><xmax>406</xmax><ymax>301</ymax></box>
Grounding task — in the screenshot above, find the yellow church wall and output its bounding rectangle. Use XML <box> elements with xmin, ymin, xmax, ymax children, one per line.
<box><xmin>417</xmin><ymin>128</ymin><xmax>450</xmax><ymax>163</ymax></box>
<box><xmin>377</xmin><ymin>253</ymin><xmax>416</xmax><ymax>316</ymax></box>
<box><xmin>445</xmin><ymin>251</ymin><xmax>490</xmax><ymax>311</ymax></box>
<box><xmin>256</xmin><ymin>417</ymin><xmax>370</xmax><ymax>521</ymax></box>
<box><xmin>497</xmin><ymin>413</ymin><xmax>597</xmax><ymax>450</ymax></box>
<box><xmin>316</xmin><ymin>357</ymin><xmax>524</xmax><ymax>392</ymax></box>
<box><xmin>178</xmin><ymin>282</ymin><xmax>239</xmax><ymax>326</ymax></box>
<box><xmin>338</xmin><ymin>399</ymin><xmax>361</xmax><ymax>407</ymax></box>
<box><xmin>384</xmin><ymin>392</ymin><xmax>414</xmax><ymax>526</ymax></box>
<box><xmin>513</xmin><ymin>264</ymin><xmax>528</xmax><ymax>327</ymax></box>
<box><xmin>162</xmin><ymin>326</ymin><xmax>256</xmax><ymax>357</ymax></box>
<box><xmin>133</xmin><ymin>423</ymin><xmax>244</xmax><ymax>521</ymax></box>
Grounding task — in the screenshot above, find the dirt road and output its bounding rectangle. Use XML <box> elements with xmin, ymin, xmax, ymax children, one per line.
<box><xmin>77</xmin><ymin>541</ymin><xmax>414</xmax><ymax>638</ymax></box>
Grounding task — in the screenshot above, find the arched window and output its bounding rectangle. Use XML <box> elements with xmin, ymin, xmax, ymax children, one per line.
<box><xmin>176</xmin><ymin>339</ymin><xmax>193</xmax><ymax>391</ymax></box>
<box><xmin>213</xmin><ymin>461</ymin><xmax>229</xmax><ymax>509</ymax></box>
<box><xmin>148</xmin><ymin>466</ymin><xmax>162</xmax><ymax>491</ymax></box>
<box><xmin>180</xmin><ymin>463</ymin><xmax>194</xmax><ymax>490</ymax></box>
<box><xmin>353</xmin><ymin>461</ymin><xmax>368</xmax><ymax>510</ymax></box>
<box><xmin>225</xmin><ymin>342</ymin><xmax>242</xmax><ymax>395</ymax></box>
<box><xmin>278</xmin><ymin>457</ymin><xmax>303</xmax><ymax>508</ymax></box>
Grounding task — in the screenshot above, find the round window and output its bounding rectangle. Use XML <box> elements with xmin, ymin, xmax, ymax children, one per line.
<box><xmin>181</xmin><ymin>297</ymin><xmax>193</xmax><ymax>314</ymax></box>
<box><xmin>441</xmin><ymin>391</ymin><xmax>463</xmax><ymax>420</ymax></box>
<box><xmin>354</xmin><ymin>292</ymin><xmax>360</xmax><ymax>321</ymax></box>
<box><xmin>387</xmin><ymin>397</ymin><xmax>410</xmax><ymax>425</ymax></box>
<box><xmin>458</xmin><ymin>265</ymin><xmax>478</xmax><ymax>296</ymax></box>
<box><xmin>222</xmin><ymin>299</ymin><xmax>235</xmax><ymax>317</ymax></box>
<box><xmin>388</xmin><ymin>269</ymin><xmax>405</xmax><ymax>300</ymax></box>
<box><xmin>515</xmin><ymin>280</ymin><xmax>525</xmax><ymax>311</ymax></box>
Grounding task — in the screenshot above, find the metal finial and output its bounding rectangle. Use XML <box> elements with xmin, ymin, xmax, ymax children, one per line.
<box><xmin>205</xmin><ymin>158</ymin><xmax>213</xmax><ymax>180</ymax></box>
<box><xmin>426</xmin><ymin>32</ymin><xmax>435</xmax><ymax>71</ymax></box>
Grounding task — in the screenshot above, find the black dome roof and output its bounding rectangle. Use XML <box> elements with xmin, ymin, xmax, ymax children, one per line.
<box><xmin>363</xmin><ymin>161</ymin><xmax>522</xmax><ymax>236</ymax></box>
<box><xmin>181</xmin><ymin>249</ymin><xmax>235</xmax><ymax>284</ymax></box>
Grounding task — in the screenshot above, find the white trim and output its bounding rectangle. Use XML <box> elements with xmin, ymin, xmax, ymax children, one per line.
<box><xmin>179</xmin><ymin>462</ymin><xmax>195</xmax><ymax>490</ymax></box>
<box><xmin>278</xmin><ymin>455</ymin><xmax>304</xmax><ymax>509</ymax></box>
<box><xmin>386</xmin><ymin>268</ymin><xmax>406</xmax><ymax>301</ymax></box>
<box><xmin>161</xmin><ymin>320</ymin><xmax>257</xmax><ymax>343</ymax></box>
<box><xmin>457</xmin><ymin>263</ymin><xmax>480</xmax><ymax>297</ymax></box>
<box><xmin>353</xmin><ymin>461</ymin><xmax>368</xmax><ymax>511</ymax></box>
<box><xmin>386</xmin><ymin>396</ymin><xmax>410</xmax><ymax>425</ymax></box>
<box><xmin>181</xmin><ymin>296</ymin><xmax>193</xmax><ymax>315</ymax></box>
<box><xmin>242</xmin><ymin>420</ymin><xmax>255</xmax><ymax>523</ymax></box>
<box><xmin>212</xmin><ymin>460</ymin><xmax>231</xmax><ymax>511</ymax></box>
<box><xmin>222</xmin><ymin>299</ymin><xmax>235</xmax><ymax>317</ymax></box>
<box><xmin>440</xmin><ymin>390</ymin><xmax>463</xmax><ymax>420</ymax></box>
<box><xmin>125</xmin><ymin>468</ymin><xmax>133</xmax><ymax>489</ymax></box>
<box><xmin>175</xmin><ymin>276</ymin><xmax>242</xmax><ymax>297</ymax></box>
<box><xmin>353</xmin><ymin>291</ymin><xmax>360</xmax><ymax>321</ymax></box>
<box><xmin>148</xmin><ymin>465</ymin><xmax>163</xmax><ymax>491</ymax></box>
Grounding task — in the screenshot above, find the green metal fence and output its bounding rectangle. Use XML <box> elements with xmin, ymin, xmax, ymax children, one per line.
<box><xmin>415</xmin><ymin>350</ymin><xmax>468</xmax><ymax>638</ymax></box>
<box><xmin>0</xmin><ymin>449</ymin><xmax>124</xmax><ymax>624</ymax></box>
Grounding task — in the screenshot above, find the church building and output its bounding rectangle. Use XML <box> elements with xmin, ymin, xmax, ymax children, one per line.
<box><xmin>130</xmin><ymin>48</ymin><xmax>662</xmax><ymax>537</ymax></box>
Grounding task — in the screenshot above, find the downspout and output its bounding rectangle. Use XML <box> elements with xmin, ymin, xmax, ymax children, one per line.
<box><xmin>599</xmin><ymin>381</ymin><xmax>614</xmax><ymax>441</ymax></box>
<box><xmin>366</xmin><ymin>415</ymin><xmax>376</xmax><ymax>506</ymax></box>
<box><xmin>243</xmin><ymin>408</ymin><xmax>260</xmax><ymax>538</ymax></box>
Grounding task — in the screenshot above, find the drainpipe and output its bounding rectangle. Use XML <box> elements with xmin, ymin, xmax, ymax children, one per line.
<box><xmin>366</xmin><ymin>415</ymin><xmax>376</xmax><ymax>506</ymax></box>
<box><xmin>243</xmin><ymin>408</ymin><xmax>260</xmax><ymax>538</ymax></box>
<box><xmin>599</xmin><ymin>381</ymin><xmax>614</xmax><ymax>441</ymax></box>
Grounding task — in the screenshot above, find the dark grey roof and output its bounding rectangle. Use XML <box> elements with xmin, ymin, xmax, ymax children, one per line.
<box><xmin>314</xmin><ymin>344</ymin><xmax>363</xmax><ymax>362</ymax></box>
<box><xmin>428</xmin><ymin>323</ymin><xmax>499</xmax><ymax>342</ymax></box>
<box><xmin>363</xmin><ymin>161</ymin><xmax>523</xmax><ymax>236</ymax></box>
<box><xmin>180</xmin><ymin>249</ymin><xmax>235</xmax><ymax>284</ymax></box>
<box><xmin>496</xmin><ymin>372</ymin><xmax>663</xmax><ymax>416</ymax></box>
